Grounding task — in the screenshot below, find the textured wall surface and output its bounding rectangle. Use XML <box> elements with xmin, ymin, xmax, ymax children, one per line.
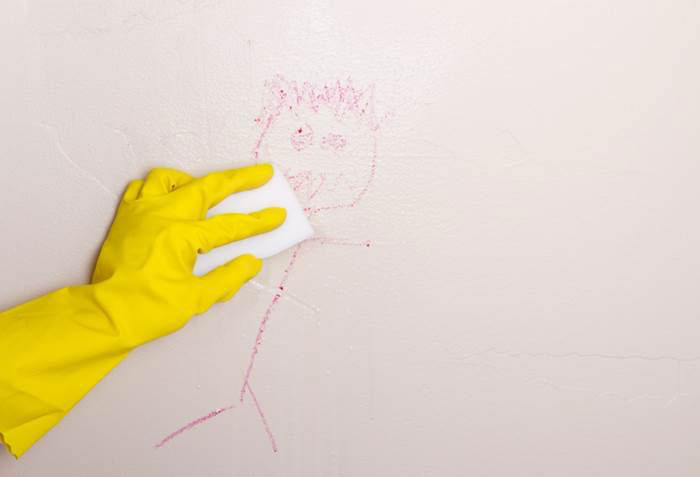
<box><xmin>1</xmin><ymin>1</ymin><xmax>700</xmax><ymax>475</ymax></box>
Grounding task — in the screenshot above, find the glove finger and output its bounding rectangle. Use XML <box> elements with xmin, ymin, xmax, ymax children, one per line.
<box><xmin>197</xmin><ymin>254</ymin><xmax>262</xmax><ymax>308</ymax></box>
<box><xmin>139</xmin><ymin>168</ymin><xmax>194</xmax><ymax>199</ymax></box>
<box><xmin>191</xmin><ymin>207</ymin><xmax>286</xmax><ymax>254</ymax></box>
<box><xmin>184</xmin><ymin>164</ymin><xmax>274</xmax><ymax>211</ymax></box>
<box><xmin>122</xmin><ymin>179</ymin><xmax>144</xmax><ymax>201</ymax></box>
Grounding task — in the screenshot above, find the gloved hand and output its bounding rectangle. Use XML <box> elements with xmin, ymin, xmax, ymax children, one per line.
<box><xmin>0</xmin><ymin>164</ymin><xmax>285</xmax><ymax>458</ymax></box>
<box><xmin>92</xmin><ymin>165</ymin><xmax>286</xmax><ymax>344</ymax></box>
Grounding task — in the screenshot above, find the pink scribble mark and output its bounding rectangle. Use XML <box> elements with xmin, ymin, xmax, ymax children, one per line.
<box><xmin>321</xmin><ymin>132</ymin><xmax>347</xmax><ymax>152</ymax></box>
<box><xmin>251</xmin><ymin>74</ymin><xmax>387</xmax><ymax>210</ymax></box>
<box><xmin>155</xmin><ymin>405</ymin><xmax>234</xmax><ymax>448</ymax></box>
<box><xmin>240</xmin><ymin>244</ymin><xmax>302</xmax><ymax>403</ymax></box>
<box><xmin>244</xmin><ymin>382</ymin><xmax>278</xmax><ymax>452</ymax></box>
<box><xmin>309</xmin><ymin>237</ymin><xmax>372</xmax><ymax>247</ymax></box>
<box><xmin>160</xmin><ymin>75</ymin><xmax>387</xmax><ymax>452</ymax></box>
<box><xmin>290</xmin><ymin>124</ymin><xmax>314</xmax><ymax>151</ymax></box>
<box><xmin>236</xmin><ymin>75</ymin><xmax>386</xmax><ymax>451</ymax></box>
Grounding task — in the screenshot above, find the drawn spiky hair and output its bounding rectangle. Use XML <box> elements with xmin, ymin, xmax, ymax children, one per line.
<box><xmin>254</xmin><ymin>74</ymin><xmax>384</xmax><ymax>133</ymax></box>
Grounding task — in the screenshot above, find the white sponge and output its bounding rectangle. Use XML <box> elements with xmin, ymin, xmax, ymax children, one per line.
<box><xmin>193</xmin><ymin>164</ymin><xmax>314</xmax><ymax>276</ymax></box>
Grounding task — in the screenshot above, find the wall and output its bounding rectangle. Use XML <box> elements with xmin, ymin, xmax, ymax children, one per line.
<box><xmin>1</xmin><ymin>1</ymin><xmax>700</xmax><ymax>475</ymax></box>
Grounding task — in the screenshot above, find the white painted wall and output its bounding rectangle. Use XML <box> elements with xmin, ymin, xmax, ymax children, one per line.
<box><xmin>2</xmin><ymin>1</ymin><xmax>700</xmax><ymax>475</ymax></box>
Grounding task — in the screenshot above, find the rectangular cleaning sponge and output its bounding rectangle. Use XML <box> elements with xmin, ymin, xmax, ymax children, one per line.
<box><xmin>193</xmin><ymin>164</ymin><xmax>314</xmax><ymax>276</ymax></box>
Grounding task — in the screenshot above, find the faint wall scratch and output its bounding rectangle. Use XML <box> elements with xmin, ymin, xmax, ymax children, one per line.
<box><xmin>488</xmin><ymin>348</ymin><xmax>700</xmax><ymax>363</ymax></box>
<box><xmin>106</xmin><ymin>125</ymin><xmax>138</xmax><ymax>162</ymax></box>
<box><xmin>248</xmin><ymin>278</ymin><xmax>320</xmax><ymax>314</ymax></box>
<box><xmin>38</xmin><ymin>122</ymin><xmax>117</xmax><ymax>198</ymax></box>
<box><xmin>462</xmin><ymin>354</ymin><xmax>698</xmax><ymax>406</ymax></box>
<box><xmin>122</xmin><ymin>0</ymin><xmax>228</xmax><ymax>32</ymax></box>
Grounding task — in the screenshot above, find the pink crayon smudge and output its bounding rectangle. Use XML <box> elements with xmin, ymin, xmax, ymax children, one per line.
<box><xmin>235</xmin><ymin>75</ymin><xmax>386</xmax><ymax>452</ymax></box>
<box><xmin>308</xmin><ymin>237</ymin><xmax>372</xmax><ymax>247</ymax></box>
<box><xmin>290</xmin><ymin>124</ymin><xmax>314</xmax><ymax>151</ymax></box>
<box><xmin>245</xmin><ymin>382</ymin><xmax>278</xmax><ymax>452</ymax></box>
<box><xmin>159</xmin><ymin>75</ymin><xmax>386</xmax><ymax>454</ymax></box>
<box><xmin>251</xmin><ymin>75</ymin><xmax>386</xmax><ymax>209</ymax></box>
<box><xmin>240</xmin><ymin>244</ymin><xmax>303</xmax><ymax>403</ymax></box>
<box><xmin>306</xmin><ymin>140</ymin><xmax>378</xmax><ymax>215</ymax></box>
<box><xmin>155</xmin><ymin>405</ymin><xmax>234</xmax><ymax>448</ymax></box>
<box><xmin>320</xmin><ymin>132</ymin><xmax>347</xmax><ymax>152</ymax></box>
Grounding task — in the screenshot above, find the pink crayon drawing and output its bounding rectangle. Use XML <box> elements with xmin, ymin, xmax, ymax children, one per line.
<box><xmin>251</xmin><ymin>74</ymin><xmax>385</xmax><ymax>215</ymax></box>
<box><xmin>244</xmin><ymin>381</ymin><xmax>277</xmax><ymax>452</ymax></box>
<box><xmin>239</xmin><ymin>75</ymin><xmax>387</xmax><ymax>450</ymax></box>
<box><xmin>155</xmin><ymin>406</ymin><xmax>233</xmax><ymax>448</ymax></box>
<box><xmin>290</xmin><ymin>124</ymin><xmax>315</xmax><ymax>151</ymax></box>
<box><xmin>156</xmin><ymin>75</ymin><xmax>388</xmax><ymax>450</ymax></box>
<box><xmin>321</xmin><ymin>132</ymin><xmax>347</xmax><ymax>152</ymax></box>
<box><xmin>240</xmin><ymin>243</ymin><xmax>302</xmax><ymax>405</ymax></box>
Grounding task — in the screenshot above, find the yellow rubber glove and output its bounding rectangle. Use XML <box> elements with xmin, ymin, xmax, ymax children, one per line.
<box><xmin>0</xmin><ymin>164</ymin><xmax>285</xmax><ymax>458</ymax></box>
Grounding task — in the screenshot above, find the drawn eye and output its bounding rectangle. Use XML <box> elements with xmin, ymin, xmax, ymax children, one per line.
<box><xmin>321</xmin><ymin>133</ymin><xmax>347</xmax><ymax>152</ymax></box>
<box><xmin>290</xmin><ymin>124</ymin><xmax>314</xmax><ymax>151</ymax></box>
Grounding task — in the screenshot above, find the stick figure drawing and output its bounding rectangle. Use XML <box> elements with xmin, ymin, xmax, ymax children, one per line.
<box><xmin>156</xmin><ymin>75</ymin><xmax>389</xmax><ymax>451</ymax></box>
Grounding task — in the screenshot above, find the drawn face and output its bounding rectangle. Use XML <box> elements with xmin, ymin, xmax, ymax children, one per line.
<box><xmin>252</xmin><ymin>75</ymin><xmax>382</xmax><ymax>212</ymax></box>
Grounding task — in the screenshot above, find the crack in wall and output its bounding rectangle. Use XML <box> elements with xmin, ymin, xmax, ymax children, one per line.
<box><xmin>462</xmin><ymin>356</ymin><xmax>697</xmax><ymax>406</ymax></box>
<box><xmin>38</xmin><ymin>122</ymin><xmax>117</xmax><ymax>199</ymax></box>
<box><xmin>248</xmin><ymin>279</ymin><xmax>320</xmax><ymax>314</ymax></box>
<box><xmin>106</xmin><ymin>125</ymin><xmax>138</xmax><ymax>162</ymax></box>
<box><xmin>487</xmin><ymin>348</ymin><xmax>700</xmax><ymax>363</ymax></box>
